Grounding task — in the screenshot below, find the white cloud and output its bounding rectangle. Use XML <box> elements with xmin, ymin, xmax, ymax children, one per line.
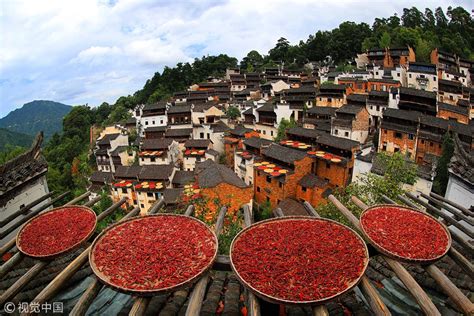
<box><xmin>0</xmin><ymin>0</ymin><xmax>471</xmax><ymax>116</ymax></box>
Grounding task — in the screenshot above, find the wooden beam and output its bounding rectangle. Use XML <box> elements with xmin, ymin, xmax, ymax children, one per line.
<box><xmin>65</xmin><ymin>191</ymin><xmax>91</xmax><ymax>205</ymax></box>
<box><xmin>419</xmin><ymin>193</ymin><xmax>474</xmax><ymax>226</ymax></box>
<box><xmin>303</xmin><ymin>200</ymin><xmax>390</xmax><ymax>316</ymax></box>
<box><xmin>242</xmin><ymin>205</ymin><xmax>260</xmax><ymax>316</ymax></box>
<box><xmin>0</xmin><ymin>191</ymin><xmax>71</xmax><ymax>239</ymax></box>
<box><xmin>396</xmin><ymin>195</ymin><xmax>419</xmax><ymax>209</ymax></box>
<box><xmin>273</xmin><ymin>207</ymin><xmax>284</xmax><ymax>217</ymax></box>
<box><xmin>0</xmin><ymin>261</ymin><xmax>49</xmax><ymax>305</ymax></box>
<box><xmin>351</xmin><ymin>196</ymin><xmax>473</xmax><ymax>315</ymax></box>
<box><xmin>26</xmin><ymin>207</ymin><xmax>140</xmax><ymax>309</ymax></box>
<box><xmin>69</xmin><ymin>278</ymin><xmax>103</xmax><ymax>316</ymax></box>
<box><xmin>0</xmin><ymin>191</ymin><xmax>55</xmax><ymax>228</ymax></box>
<box><xmin>405</xmin><ymin>193</ymin><xmax>474</xmax><ymax>239</ymax></box>
<box><xmin>129</xmin><ymin>297</ymin><xmax>151</xmax><ymax>316</ymax></box>
<box><xmin>96</xmin><ymin>197</ymin><xmax>127</xmax><ymax>222</ymax></box>
<box><xmin>429</xmin><ymin>192</ymin><xmax>474</xmax><ymax>217</ymax></box>
<box><xmin>331</xmin><ymin>195</ymin><xmax>441</xmax><ymax>316</ymax></box>
<box><xmin>185</xmin><ymin>206</ymin><xmax>227</xmax><ymax>316</ymax></box>
<box><xmin>0</xmin><ymin>252</ymin><xmax>24</xmax><ymax>279</ymax></box>
<box><xmin>184</xmin><ymin>205</ymin><xmax>195</xmax><ymax>217</ymax></box>
<box><xmin>147</xmin><ymin>198</ymin><xmax>165</xmax><ymax>215</ymax></box>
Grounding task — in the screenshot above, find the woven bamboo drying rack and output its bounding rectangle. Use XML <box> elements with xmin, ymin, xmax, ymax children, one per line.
<box><xmin>0</xmin><ymin>190</ymin><xmax>473</xmax><ymax>315</ymax></box>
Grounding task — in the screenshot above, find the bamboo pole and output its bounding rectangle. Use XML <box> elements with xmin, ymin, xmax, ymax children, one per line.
<box><xmin>0</xmin><ymin>191</ymin><xmax>71</xmax><ymax>239</ymax></box>
<box><xmin>405</xmin><ymin>193</ymin><xmax>474</xmax><ymax>239</ymax></box>
<box><xmin>69</xmin><ymin>278</ymin><xmax>103</xmax><ymax>316</ymax></box>
<box><xmin>351</xmin><ymin>196</ymin><xmax>473</xmax><ymax>316</ymax></box>
<box><xmin>0</xmin><ymin>191</ymin><xmax>55</xmax><ymax>227</ymax></box>
<box><xmin>273</xmin><ymin>207</ymin><xmax>284</xmax><ymax>217</ymax></box>
<box><xmin>419</xmin><ymin>193</ymin><xmax>474</xmax><ymax>226</ymax></box>
<box><xmin>185</xmin><ymin>206</ymin><xmax>227</xmax><ymax>316</ymax></box>
<box><xmin>25</xmin><ymin>207</ymin><xmax>140</xmax><ymax>310</ymax></box>
<box><xmin>83</xmin><ymin>195</ymin><xmax>102</xmax><ymax>207</ymax></box>
<box><xmin>328</xmin><ymin>195</ymin><xmax>441</xmax><ymax>316</ymax></box>
<box><xmin>65</xmin><ymin>191</ymin><xmax>91</xmax><ymax>205</ymax></box>
<box><xmin>303</xmin><ymin>201</ymin><xmax>391</xmax><ymax>316</ymax></box>
<box><xmin>184</xmin><ymin>205</ymin><xmax>195</xmax><ymax>217</ymax></box>
<box><xmin>242</xmin><ymin>205</ymin><xmax>261</xmax><ymax>316</ymax></box>
<box><xmin>147</xmin><ymin>198</ymin><xmax>165</xmax><ymax>215</ymax></box>
<box><xmin>429</xmin><ymin>192</ymin><xmax>474</xmax><ymax>217</ymax></box>
<box><xmin>396</xmin><ymin>195</ymin><xmax>419</xmax><ymax>209</ymax></box>
<box><xmin>0</xmin><ymin>252</ymin><xmax>24</xmax><ymax>279</ymax></box>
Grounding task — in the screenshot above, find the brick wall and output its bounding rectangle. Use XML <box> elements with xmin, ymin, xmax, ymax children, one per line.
<box><xmin>437</xmin><ymin>110</ymin><xmax>469</xmax><ymax>124</ymax></box>
<box><xmin>415</xmin><ymin>137</ymin><xmax>443</xmax><ymax>164</ymax></box>
<box><xmin>295</xmin><ymin>185</ymin><xmax>328</xmax><ymax>208</ymax></box>
<box><xmin>201</xmin><ymin>183</ymin><xmax>253</xmax><ymax>219</ymax></box>
<box><xmin>313</xmin><ymin>159</ymin><xmax>351</xmax><ymax>188</ymax></box>
<box><xmin>379</xmin><ymin>128</ymin><xmax>417</xmax><ymax>159</ymax></box>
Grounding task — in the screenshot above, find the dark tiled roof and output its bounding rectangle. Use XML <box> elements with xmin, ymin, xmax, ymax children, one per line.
<box><xmin>243</xmin><ymin>137</ymin><xmax>272</xmax><ymax>149</ymax></box>
<box><xmin>230</xmin><ymin>125</ymin><xmax>253</xmax><ymax>137</ymax></box>
<box><xmin>172</xmin><ymin>170</ymin><xmax>195</xmax><ymax>186</ymax></box>
<box><xmin>306</xmin><ymin>107</ymin><xmax>336</xmax><ymax>116</ymax></box>
<box><xmin>278</xmin><ymin>198</ymin><xmax>309</xmax><ymax>216</ymax></box>
<box><xmin>142</xmin><ymin>138</ymin><xmax>173</xmax><ymax>150</ymax></box>
<box><xmin>165</xmin><ymin>128</ymin><xmax>192</xmax><ymax>138</ymax></box>
<box><xmin>399</xmin><ymin>87</ymin><xmax>436</xmax><ymax>100</ymax></box>
<box><xmin>382</xmin><ymin>108</ymin><xmax>421</xmax><ymax>122</ymax></box>
<box><xmin>184</xmin><ymin>139</ymin><xmax>211</xmax><ymax>148</ymax></box>
<box><xmin>162</xmin><ymin>188</ymin><xmax>184</xmax><ymax>204</ymax></box>
<box><xmin>145</xmin><ymin>126</ymin><xmax>167</xmax><ymax>132</ymax></box>
<box><xmin>438</xmin><ymin>102</ymin><xmax>469</xmax><ymax>115</ymax></box>
<box><xmin>408</xmin><ymin>62</ymin><xmax>437</xmax><ymax>75</ymax></box>
<box><xmin>317</xmin><ymin>133</ymin><xmax>360</xmax><ymax>151</ymax></box>
<box><xmin>319</xmin><ymin>83</ymin><xmax>346</xmax><ymax>91</ymax></box>
<box><xmin>286</xmin><ymin>126</ymin><xmax>321</xmax><ymax>140</ymax></box>
<box><xmin>211</xmin><ymin>121</ymin><xmax>230</xmax><ymax>133</ymax></box>
<box><xmin>262</xmin><ymin>143</ymin><xmax>307</xmax><ymax>165</ymax></box>
<box><xmin>89</xmin><ymin>171</ymin><xmax>113</xmax><ymax>183</ymax></box>
<box><xmin>368</xmin><ymin>78</ymin><xmax>400</xmax><ymax>84</ymax></box>
<box><xmin>139</xmin><ymin>164</ymin><xmax>174</xmax><ymax>181</ymax></box>
<box><xmin>298</xmin><ymin>173</ymin><xmax>329</xmax><ymax>188</ymax></box>
<box><xmin>206</xmin><ymin>148</ymin><xmax>220</xmax><ymax>157</ymax></box>
<box><xmin>449</xmin><ymin>135</ymin><xmax>474</xmax><ymax>184</ymax></box>
<box><xmin>167</xmin><ymin>105</ymin><xmax>191</xmax><ymax>114</ymax></box>
<box><xmin>0</xmin><ymin>133</ymin><xmax>48</xmax><ymax>203</ymax></box>
<box><xmin>143</xmin><ymin>102</ymin><xmax>167</xmax><ymax>111</ymax></box>
<box><xmin>192</xmin><ymin>103</ymin><xmax>214</xmax><ymax>112</ymax></box>
<box><xmin>196</xmin><ymin>160</ymin><xmax>248</xmax><ymax>188</ymax></box>
<box><xmin>336</xmin><ymin>104</ymin><xmax>365</xmax><ymax>115</ymax></box>
<box><xmin>256</xmin><ymin>103</ymin><xmax>275</xmax><ymax>112</ymax></box>
<box><xmin>114</xmin><ymin>165</ymin><xmax>142</xmax><ymax>179</ymax></box>
<box><xmin>438</xmin><ymin>79</ymin><xmax>463</xmax><ymax>88</ymax></box>
<box><xmin>126</xmin><ymin>117</ymin><xmax>136</xmax><ymax>125</ymax></box>
<box><xmin>110</xmin><ymin>146</ymin><xmax>129</xmax><ymax>157</ymax></box>
<box><xmin>369</xmin><ymin>90</ymin><xmax>389</xmax><ymax>98</ymax></box>
<box><xmin>242</xmin><ymin>107</ymin><xmax>253</xmax><ymax>115</ymax></box>
<box><xmin>97</xmin><ymin>133</ymin><xmax>120</xmax><ymax>145</ymax></box>
<box><xmin>346</xmin><ymin>94</ymin><xmax>368</xmax><ymax>103</ymax></box>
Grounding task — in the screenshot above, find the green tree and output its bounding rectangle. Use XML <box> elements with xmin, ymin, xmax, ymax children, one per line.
<box><xmin>274</xmin><ymin>118</ymin><xmax>296</xmax><ymax>142</ymax></box>
<box><xmin>0</xmin><ymin>145</ymin><xmax>27</xmax><ymax>164</ymax></box>
<box><xmin>378</xmin><ymin>31</ymin><xmax>391</xmax><ymax>48</ymax></box>
<box><xmin>226</xmin><ymin>106</ymin><xmax>241</xmax><ymax>120</ymax></box>
<box><xmin>240</xmin><ymin>50</ymin><xmax>264</xmax><ymax>72</ymax></box>
<box><xmin>432</xmin><ymin>133</ymin><xmax>454</xmax><ymax>195</ymax></box>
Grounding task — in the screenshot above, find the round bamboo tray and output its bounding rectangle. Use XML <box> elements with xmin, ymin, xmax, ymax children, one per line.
<box><xmin>16</xmin><ymin>205</ymin><xmax>97</xmax><ymax>260</ymax></box>
<box><xmin>359</xmin><ymin>204</ymin><xmax>452</xmax><ymax>264</ymax></box>
<box><xmin>89</xmin><ymin>214</ymin><xmax>218</xmax><ymax>296</ymax></box>
<box><xmin>229</xmin><ymin>216</ymin><xmax>369</xmax><ymax>305</ymax></box>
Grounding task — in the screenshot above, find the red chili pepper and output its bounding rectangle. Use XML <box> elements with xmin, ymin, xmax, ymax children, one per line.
<box><xmin>231</xmin><ymin>219</ymin><xmax>367</xmax><ymax>302</ymax></box>
<box><xmin>18</xmin><ymin>207</ymin><xmax>95</xmax><ymax>257</ymax></box>
<box><xmin>92</xmin><ymin>216</ymin><xmax>216</xmax><ymax>291</ymax></box>
<box><xmin>360</xmin><ymin>206</ymin><xmax>449</xmax><ymax>260</ymax></box>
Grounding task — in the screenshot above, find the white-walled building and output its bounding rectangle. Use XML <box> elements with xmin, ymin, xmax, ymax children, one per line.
<box><xmin>139</xmin><ymin>138</ymin><xmax>180</xmax><ymax>166</ymax></box>
<box><xmin>407</xmin><ymin>62</ymin><xmax>438</xmax><ymax>92</ymax></box>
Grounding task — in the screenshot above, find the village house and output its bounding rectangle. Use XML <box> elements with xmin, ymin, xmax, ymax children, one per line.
<box><xmin>94</xmin><ymin>132</ymin><xmax>129</xmax><ymax>172</ymax></box>
<box><xmin>186</xmin><ymin>91</ymin><xmax>211</xmax><ymax>105</ymax></box>
<box><xmin>136</xmin><ymin>102</ymin><xmax>168</xmax><ymax>137</ymax></box>
<box><xmin>303</xmin><ymin>106</ymin><xmax>335</xmax><ymax>133</ymax></box>
<box><xmin>366</xmin><ymin>90</ymin><xmax>389</xmax><ymax>128</ymax></box>
<box><xmin>458</xmin><ymin>58</ymin><xmax>474</xmax><ymax>86</ymax></box>
<box><xmin>346</xmin><ymin>94</ymin><xmax>368</xmax><ymax>107</ymax></box>
<box><xmin>315</xmin><ymin>84</ymin><xmax>347</xmax><ymax>107</ymax></box>
<box><xmin>367</xmin><ymin>78</ymin><xmax>401</xmax><ymax>92</ymax></box>
<box><xmin>233</xmin><ymin>88</ymin><xmax>261</xmax><ymax>102</ymax></box>
<box><xmin>370</xmin><ymin>65</ymin><xmax>406</xmax><ymax>85</ymax></box>
<box><xmin>195</xmin><ymin>160</ymin><xmax>253</xmax><ymax>220</ymax></box>
<box><xmin>234</xmin><ymin>137</ymin><xmax>272</xmax><ymax>186</ymax></box>
<box><xmin>144</xmin><ymin>126</ymin><xmax>166</xmax><ymax>139</ymax></box>
<box><xmin>109</xmin><ymin>146</ymin><xmax>135</xmax><ymax>173</ymax></box>
<box><xmin>367</xmin><ymin>46</ymin><xmax>415</xmax><ymax>68</ymax></box>
<box><xmin>301</xmin><ymin>76</ymin><xmax>320</xmax><ymax>88</ymax></box>
<box><xmin>260</xmin><ymin>80</ymin><xmax>290</xmax><ymax>99</ymax></box>
<box><xmin>0</xmin><ymin>133</ymin><xmax>51</xmax><ymax>245</ymax></box>
<box><xmin>223</xmin><ymin>125</ymin><xmax>259</xmax><ymax>167</ymax></box>
<box><xmin>171</xmin><ymin>170</ymin><xmax>195</xmax><ymax>188</ymax></box>
<box><xmin>173</xmin><ymin>91</ymin><xmax>188</xmax><ymax>104</ymax></box>
<box><xmin>183</xmin><ymin>139</ymin><xmax>213</xmax><ymax>171</ymax></box>
<box><xmin>253</xmin><ymin>143</ymin><xmax>312</xmax><ymax>209</ymax></box>
<box><xmin>438</xmin><ymin>79</ymin><xmax>468</xmax><ymax>106</ymax></box>
<box><xmin>164</xmin><ymin>128</ymin><xmax>193</xmax><ymax>145</ymax></box>
<box><xmin>167</xmin><ymin>104</ymin><xmax>192</xmax><ymax>127</ymax></box>
<box><xmin>88</xmin><ymin>170</ymin><xmax>113</xmax><ymax>198</ymax></box>
<box><xmin>337</xmin><ymin>77</ymin><xmax>367</xmax><ymax>94</ymax></box>
<box><xmin>192</xmin><ymin>120</ymin><xmax>229</xmax><ymax>154</ymax></box>
<box><xmin>437</xmin><ymin>102</ymin><xmax>470</xmax><ymax>124</ymax></box>
<box><xmin>378</xmin><ymin>108</ymin><xmax>421</xmax><ymax>159</ymax></box>
<box><xmin>331</xmin><ymin>105</ymin><xmax>370</xmax><ymax>143</ymax></box>
<box><xmin>139</xmin><ymin>138</ymin><xmax>180</xmax><ymax>166</ymax></box>
<box><xmin>230</xmin><ymin>74</ymin><xmax>246</xmax><ymax>92</ymax></box>
<box><xmin>440</xmin><ymin>69</ymin><xmax>468</xmax><ymax>87</ymax></box>
<box><xmin>407</xmin><ymin>62</ymin><xmax>438</xmax><ymax>92</ymax></box>
<box><xmin>254</xmin><ymin>102</ymin><xmax>293</xmax><ymax>140</ymax></box>
<box><xmin>396</xmin><ymin>87</ymin><xmax>437</xmax><ymax>116</ymax></box>
<box><xmin>279</xmin><ymin>86</ymin><xmax>317</xmax><ymax>117</ymax></box>
<box><xmin>245</xmin><ymin>72</ymin><xmax>262</xmax><ymax>89</ymax></box>
<box><xmin>430</xmin><ymin>49</ymin><xmax>458</xmax><ymax>77</ymax></box>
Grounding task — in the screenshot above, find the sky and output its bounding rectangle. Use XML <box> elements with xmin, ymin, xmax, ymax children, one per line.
<box><xmin>0</xmin><ymin>0</ymin><xmax>471</xmax><ymax>117</ymax></box>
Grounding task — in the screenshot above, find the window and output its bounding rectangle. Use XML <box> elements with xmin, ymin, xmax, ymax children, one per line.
<box><xmin>433</xmin><ymin>77</ymin><xmax>436</xmax><ymax>81</ymax></box>
<box><xmin>384</xmin><ymin>129</ymin><xmax>387</xmax><ymax>134</ymax></box>
<box><xmin>394</xmin><ymin>147</ymin><xmax>400</xmax><ymax>153</ymax></box>
<box><xmin>160</xmin><ymin>120</ymin><xmax>163</xmax><ymax>124</ymax></box>
<box><xmin>263</xmin><ymin>130</ymin><xmax>266</xmax><ymax>135</ymax></box>
<box><xmin>147</xmin><ymin>192</ymin><xmax>154</xmax><ymax>197</ymax></box>
<box><xmin>370</xmin><ymin>106</ymin><xmax>373</xmax><ymax>110</ymax></box>
<box><xmin>376</xmin><ymin>106</ymin><xmax>380</xmax><ymax>111</ymax></box>
<box><xmin>302</xmin><ymin>187</ymin><xmax>307</xmax><ymax>192</ymax></box>
<box><xmin>344</xmin><ymin>131</ymin><xmax>349</xmax><ymax>137</ymax></box>
<box><xmin>207</xmin><ymin>133</ymin><xmax>210</xmax><ymax>139</ymax></box>
<box><xmin>334</xmin><ymin>129</ymin><xmax>338</xmax><ymax>135</ymax></box>
<box><xmin>328</xmin><ymin>97</ymin><xmax>332</xmax><ymax>103</ymax></box>
<box><xmin>266</xmin><ymin>197</ymin><xmax>270</xmax><ymax>202</ymax></box>
<box><xmin>382</xmin><ymin>142</ymin><xmax>387</xmax><ymax>151</ymax></box>
<box><xmin>408</xmin><ymin>134</ymin><xmax>415</xmax><ymax>140</ymax></box>
<box><xmin>395</xmin><ymin>132</ymin><xmax>402</xmax><ymax>139</ymax></box>
<box><xmin>152</xmin><ymin>121</ymin><xmax>155</xmax><ymax>125</ymax></box>
<box><xmin>141</xmin><ymin>203</ymin><xmax>145</xmax><ymax>208</ymax></box>
<box><xmin>326</xmin><ymin>162</ymin><xmax>331</xmax><ymax>169</ymax></box>
<box><xmin>257</xmin><ymin>187</ymin><xmax>260</xmax><ymax>192</ymax></box>
<box><xmin>430</xmin><ymin>142</ymin><xmax>434</xmax><ymax>147</ymax></box>
<box><xmin>397</xmin><ymin>73</ymin><xmax>400</xmax><ymax>77</ymax></box>
<box><xmin>266</xmin><ymin>176</ymin><xmax>272</xmax><ymax>183</ymax></box>
<box><xmin>409</xmin><ymin>74</ymin><xmax>412</xmax><ymax>78</ymax></box>
<box><xmin>122</xmin><ymin>188</ymin><xmax>127</xmax><ymax>194</ymax></box>
<box><xmin>145</xmin><ymin>121</ymin><xmax>148</xmax><ymax>125</ymax></box>
<box><xmin>271</xmin><ymin>131</ymin><xmax>274</xmax><ymax>136</ymax></box>
<box><xmin>200</xmin><ymin>132</ymin><xmax>204</xmax><ymax>138</ymax></box>
<box><xmin>279</xmin><ymin>182</ymin><xmax>283</xmax><ymax>188</ymax></box>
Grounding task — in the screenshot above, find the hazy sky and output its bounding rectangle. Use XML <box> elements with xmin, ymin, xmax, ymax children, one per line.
<box><xmin>0</xmin><ymin>0</ymin><xmax>471</xmax><ymax>117</ymax></box>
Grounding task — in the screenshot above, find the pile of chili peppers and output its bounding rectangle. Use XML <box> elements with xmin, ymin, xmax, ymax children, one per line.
<box><xmin>92</xmin><ymin>215</ymin><xmax>217</xmax><ymax>291</ymax></box>
<box><xmin>18</xmin><ymin>206</ymin><xmax>96</xmax><ymax>257</ymax></box>
<box><xmin>361</xmin><ymin>206</ymin><xmax>449</xmax><ymax>260</ymax></box>
<box><xmin>231</xmin><ymin>218</ymin><xmax>367</xmax><ymax>302</ymax></box>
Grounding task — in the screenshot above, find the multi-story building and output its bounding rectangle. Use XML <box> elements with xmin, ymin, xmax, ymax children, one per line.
<box><xmin>183</xmin><ymin>139</ymin><xmax>213</xmax><ymax>171</ymax></box>
<box><xmin>407</xmin><ymin>62</ymin><xmax>438</xmax><ymax>92</ymax></box>
<box><xmin>167</xmin><ymin>105</ymin><xmax>192</xmax><ymax>128</ymax></box>
<box><xmin>316</xmin><ymin>84</ymin><xmax>347</xmax><ymax>107</ymax></box>
<box><xmin>139</xmin><ymin>138</ymin><xmax>180</xmax><ymax>166</ymax></box>
<box><xmin>136</xmin><ymin>102</ymin><xmax>168</xmax><ymax>137</ymax></box>
<box><xmin>331</xmin><ymin>105</ymin><xmax>370</xmax><ymax>143</ymax></box>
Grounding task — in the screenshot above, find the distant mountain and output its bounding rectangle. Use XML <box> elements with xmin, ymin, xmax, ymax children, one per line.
<box><xmin>0</xmin><ymin>100</ymin><xmax>72</xmax><ymax>139</ymax></box>
<box><xmin>0</xmin><ymin>128</ymin><xmax>34</xmax><ymax>151</ymax></box>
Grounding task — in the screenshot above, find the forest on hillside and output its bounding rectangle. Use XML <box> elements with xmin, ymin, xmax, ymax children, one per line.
<box><xmin>4</xmin><ymin>5</ymin><xmax>471</xmax><ymax>200</ymax></box>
